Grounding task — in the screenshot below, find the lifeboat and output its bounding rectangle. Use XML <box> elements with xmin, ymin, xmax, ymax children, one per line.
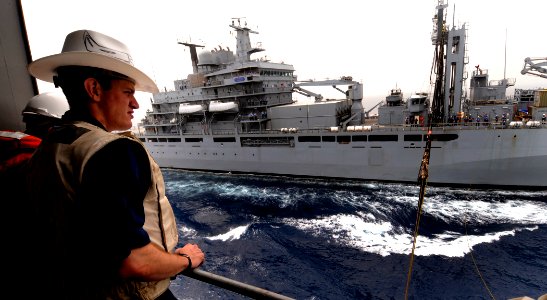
<box><xmin>179</xmin><ymin>103</ymin><xmax>206</xmax><ymax>114</ymax></box>
<box><xmin>209</xmin><ymin>101</ymin><xmax>238</xmax><ymax>112</ymax></box>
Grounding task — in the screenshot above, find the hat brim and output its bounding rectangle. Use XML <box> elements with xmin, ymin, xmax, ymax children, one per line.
<box><xmin>28</xmin><ymin>52</ymin><xmax>159</xmax><ymax>94</ymax></box>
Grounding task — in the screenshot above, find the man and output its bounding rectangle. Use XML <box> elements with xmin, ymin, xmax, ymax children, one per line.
<box><xmin>22</xmin><ymin>91</ymin><xmax>70</xmax><ymax>138</ymax></box>
<box><xmin>1</xmin><ymin>91</ymin><xmax>69</xmax><ymax>293</ymax></box>
<box><xmin>25</xmin><ymin>29</ymin><xmax>204</xmax><ymax>299</ymax></box>
<box><xmin>0</xmin><ymin>91</ymin><xmax>68</xmax><ymax>173</ymax></box>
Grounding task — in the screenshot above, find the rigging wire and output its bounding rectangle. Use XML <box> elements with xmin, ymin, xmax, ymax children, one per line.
<box><xmin>464</xmin><ymin>216</ymin><xmax>496</xmax><ymax>300</ymax></box>
<box><xmin>404</xmin><ymin>126</ymin><xmax>432</xmax><ymax>300</ymax></box>
<box><xmin>404</xmin><ymin>136</ymin><xmax>498</xmax><ymax>300</ymax></box>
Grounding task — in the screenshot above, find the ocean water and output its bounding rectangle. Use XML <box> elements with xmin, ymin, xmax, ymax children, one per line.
<box><xmin>163</xmin><ymin>169</ymin><xmax>547</xmax><ymax>300</ymax></box>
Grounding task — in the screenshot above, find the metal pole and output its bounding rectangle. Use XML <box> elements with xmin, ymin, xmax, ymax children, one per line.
<box><xmin>181</xmin><ymin>269</ymin><xmax>295</xmax><ymax>300</ymax></box>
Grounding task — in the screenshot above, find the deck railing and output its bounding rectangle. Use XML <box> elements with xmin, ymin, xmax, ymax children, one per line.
<box><xmin>181</xmin><ymin>269</ymin><xmax>295</xmax><ymax>300</ymax></box>
<box><xmin>136</xmin><ymin>121</ymin><xmax>547</xmax><ymax>137</ymax></box>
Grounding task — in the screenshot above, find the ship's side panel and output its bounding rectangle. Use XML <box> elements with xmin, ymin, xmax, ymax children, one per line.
<box><xmin>146</xmin><ymin>127</ymin><xmax>547</xmax><ymax>188</ymax></box>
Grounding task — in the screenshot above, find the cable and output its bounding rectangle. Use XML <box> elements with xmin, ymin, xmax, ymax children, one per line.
<box><xmin>404</xmin><ymin>127</ymin><xmax>432</xmax><ymax>300</ymax></box>
<box><xmin>464</xmin><ymin>216</ymin><xmax>496</xmax><ymax>300</ymax></box>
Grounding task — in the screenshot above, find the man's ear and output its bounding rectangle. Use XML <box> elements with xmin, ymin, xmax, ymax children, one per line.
<box><xmin>83</xmin><ymin>78</ymin><xmax>101</xmax><ymax>101</ymax></box>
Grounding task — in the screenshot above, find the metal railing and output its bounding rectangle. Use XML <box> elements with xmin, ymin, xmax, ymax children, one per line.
<box><xmin>136</xmin><ymin>120</ymin><xmax>547</xmax><ymax>138</ymax></box>
<box><xmin>182</xmin><ymin>269</ymin><xmax>295</xmax><ymax>300</ymax></box>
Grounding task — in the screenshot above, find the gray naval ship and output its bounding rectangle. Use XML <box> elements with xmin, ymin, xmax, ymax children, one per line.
<box><xmin>138</xmin><ymin>1</ymin><xmax>547</xmax><ymax>190</ymax></box>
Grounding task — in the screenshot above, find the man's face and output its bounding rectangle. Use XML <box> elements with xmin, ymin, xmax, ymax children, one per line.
<box><xmin>99</xmin><ymin>79</ymin><xmax>138</xmax><ymax>131</ymax></box>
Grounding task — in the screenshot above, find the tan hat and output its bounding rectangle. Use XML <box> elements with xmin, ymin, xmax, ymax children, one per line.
<box><xmin>28</xmin><ymin>30</ymin><xmax>158</xmax><ymax>93</ymax></box>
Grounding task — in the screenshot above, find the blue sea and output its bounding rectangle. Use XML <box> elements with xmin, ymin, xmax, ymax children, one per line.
<box><xmin>163</xmin><ymin>169</ymin><xmax>547</xmax><ymax>300</ymax></box>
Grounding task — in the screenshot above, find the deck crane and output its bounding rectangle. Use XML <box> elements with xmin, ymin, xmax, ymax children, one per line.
<box><xmin>364</xmin><ymin>100</ymin><xmax>384</xmax><ymax>118</ymax></box>
<box><xmin>521</xmin><ymin>57</ymin><xmax>547</xmax><ymax>79</ymax></box>
<box><xmin>293</xmin><ymin>77</ymin><xmax>361</xmax><ymax>102</ymax></box>
<box><xmin>292</xmin><ymin>85</ymin><xmax>324</xmax><ymax>102</ymax></box>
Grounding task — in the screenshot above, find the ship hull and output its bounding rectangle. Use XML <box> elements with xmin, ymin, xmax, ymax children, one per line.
<box><xmin>144</xmin><ymin>126</ymin><xmax>547</xmax><ymax>189</ymax></box>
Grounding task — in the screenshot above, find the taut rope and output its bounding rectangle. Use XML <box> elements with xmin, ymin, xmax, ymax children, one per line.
<box><xmin>404</xmin><ymin>128</ymin><xmax>432</xmax><ymax>299</ymax></box>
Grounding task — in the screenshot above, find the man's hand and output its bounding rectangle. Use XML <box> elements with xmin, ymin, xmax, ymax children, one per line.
<box><xmin>175</xmin><ymin>243</ymin><xmax>205</xmax><ymax>271</ymax></box>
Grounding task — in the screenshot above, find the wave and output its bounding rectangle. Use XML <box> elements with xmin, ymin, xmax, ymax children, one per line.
<box><xmin>164</xmin><ymin>169</ymin><xmax>547</xmax><ymax>258</ymax></box>
<box><xmin>283</xmin><ymin>213</ymin><xmax>540</xmax><ymax>257</ymax></box>
<box><xmin>205</xmin><ymin>225</ymin><xmax>250</xmax><ymax>241</ymax></box>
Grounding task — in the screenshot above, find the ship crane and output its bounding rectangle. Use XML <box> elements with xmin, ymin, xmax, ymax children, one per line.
<box><xmin>293</xmin><ymin>85</ymin><xmax>324</xmax><ymax>102</ymax></box>
<box><xmin>364</xmin><ymin>100</ymin><xmax>384</xmax><ymax>118</ymax></box>
<box><xmin>521</xmin><ymin>57</ymin><xmax>547</xmax><ymax>79</ymax></box>
<box><xmin>293</xmin><ymin>77</ymin><xmax>361</xmax><ymax>102</ymax></box>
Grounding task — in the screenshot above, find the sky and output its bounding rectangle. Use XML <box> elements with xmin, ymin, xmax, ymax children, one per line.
<box><xmin>21</xmin><ymin>0</ymin><xmax>546</xmax><ymax>127</ymax></box>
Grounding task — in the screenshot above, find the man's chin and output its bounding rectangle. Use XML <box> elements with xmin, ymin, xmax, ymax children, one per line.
<box><xmin>112</xmin><ymin>123</ymin><xmax>132</xmax><ymax>132</ymax></box>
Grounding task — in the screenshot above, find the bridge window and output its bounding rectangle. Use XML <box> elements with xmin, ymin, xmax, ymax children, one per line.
<box><xmin>369</xmin><ymin>135</ymin><xmax>398</xmax><ymax>142</ymax></box>
<box><xmin>404</xmin><ymin>134</ymin><xmax>422</xmax><ymax>142</ymax></box>
<box><xmin>214</xmin><ymin>137</ymin><xmax>236</xmax><ymax>142</ymax></box>
<box><xmin>322</xmin><ymin>136</ymin><xmax>335</xmax><ymax>142</ymax></box>
<box><xmin>185</xmin><ymin>138</ymin><xmax>203</xmax><ymax>142</ymax></box>
<box><xmin>352</xmin><ymin>135</ymin><xmax>367</xmax><ymax>142</ymax></box>
<box><xmin>337</xmin><ymin>136</ymin><xmax>351</xmax><ymax>144</ymax></box>
<box><xmin>298</xmin><ymin>136</ymin><xmax>321</xmax><ymax>142</ymax></box>
<box><xmin>428</xmin><ymin>134</ymin><xmax>458</xmax><ymax>141</ymax></box>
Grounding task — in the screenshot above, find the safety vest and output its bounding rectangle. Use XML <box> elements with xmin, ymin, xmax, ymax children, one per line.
<box><xmin>0</xmin><ymin>130</ymin><xmax>41</xmax><ymax>172</ymax></box>
<box><xmin>26</xmin><ymin>121</ymin><xmax>178</xmax><ymax>300</ymax></box>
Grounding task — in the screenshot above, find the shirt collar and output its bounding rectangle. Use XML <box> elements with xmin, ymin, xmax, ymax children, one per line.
<box><xmin>62</xmin><ymin>110</ymin><xmax>107</xmax><ymax>130</ymax></box>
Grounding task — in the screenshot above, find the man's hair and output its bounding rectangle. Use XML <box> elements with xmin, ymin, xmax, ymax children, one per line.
<box><xmin>54</xmin><ymin>66</ymin><xmax>133</xmax><ymax>112</ymax></box>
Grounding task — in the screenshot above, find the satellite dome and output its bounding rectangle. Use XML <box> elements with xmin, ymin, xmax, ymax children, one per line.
<box><xmin>197</xmin><ymin>51</ymin><xmax>215</xmax><ymax>65</ymax></box>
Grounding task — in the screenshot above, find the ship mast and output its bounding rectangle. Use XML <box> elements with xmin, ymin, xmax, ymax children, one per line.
<box><xmin>229</xmin><ymin>17</ymin><xmax>264</xmax><ymax>63</ymax></box>
<box><xmin>430</xmin><ymin>0</ymin><xmax>448</xmax><ymax>124</ymax></box>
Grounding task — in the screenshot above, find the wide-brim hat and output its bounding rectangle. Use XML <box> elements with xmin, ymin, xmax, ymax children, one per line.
<box><xmin>28</xmin><ymin>29</ymin><xmax>159</xmax><ymax>94</ymax></box>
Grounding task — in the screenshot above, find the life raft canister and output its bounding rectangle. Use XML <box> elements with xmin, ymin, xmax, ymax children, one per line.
<box><xmin>0</xmin><ymin>131</ymin><xmax>41</xmax><ymax>172</ymax></box>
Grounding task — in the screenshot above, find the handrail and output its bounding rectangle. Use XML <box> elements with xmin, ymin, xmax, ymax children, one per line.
<box><xmin>181</xmin><ymin>269</ymin><xmax>295</xmax><ymax>300</ymax></box>
<box><xmin>137</xmin><ymin>120</ymin><xmax>547</xmax><ymax>137</ymax></box>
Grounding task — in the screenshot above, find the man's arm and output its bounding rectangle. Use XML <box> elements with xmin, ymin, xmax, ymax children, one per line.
<box><xmin>119</xmin><ymin>242</ymin><xmax>205</xmax><ymax>280</ymax></box>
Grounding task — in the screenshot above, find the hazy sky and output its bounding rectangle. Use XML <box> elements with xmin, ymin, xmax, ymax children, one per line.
<box><xmin>21</xmin><ymin>0</ymin><xmax>546</xmax><ymax>125</ymax></box>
